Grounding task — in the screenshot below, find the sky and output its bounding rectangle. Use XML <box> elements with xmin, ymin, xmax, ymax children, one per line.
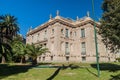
<box><xmin>0</xmin><ymin>0</ymin><xmax>103</xmax><ymax>38</ymax></box>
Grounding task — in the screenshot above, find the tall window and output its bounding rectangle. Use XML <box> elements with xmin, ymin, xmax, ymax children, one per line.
<box><xmin>81</xmin><ymin>28</ymin><xmax>85</xmax><ymax>38</ymax></box>
<box><xmin>81</xmin><ymin>42</ymin><xmax>86</xmax><ymax>55</ymax></box>
<box><xmin>66</xmin><ymin>56</ymin><xmax>69</xmax><ymax>61</ymax></box>
<box><xmin>51</xmin><ymin>56</ymin><xmax>53</xmax><ymax>61</ymax></box>
<box><xmin>45</xmin><ymin>30</ymin><xmax>47</xmax><ymax>35</ymax></box>
<box><xmin>43</xmin><ymin>57</ymin><xmax>45</xmax><ymax>61</ymax></box>
<box><xmin>44</xmin><ymin>30</ymin><xmax>47</xmax><ymax>39</ymax></box>
<box><xmin>65</xmin><ymin>29</ymin><xmax>69</xmax><ymax>38</ymax></box>
<box><xmin>65</xmin><ymin>42</ymin><xmax>69</xmax><ymax>55</ymax></box>
<box><xmin>75</xmin><ymin>31</ymin><xmax>77</xmax><ymax>36</ymax></box>
<box><xmin>52</xmin><ymin>29</ymin><xmax>54</xmax><ymax>34</ymax></box>
<box><xmin>61</xmin><ymin>29</ymin><xmax>64</xmax><ymax>34</ymax></box>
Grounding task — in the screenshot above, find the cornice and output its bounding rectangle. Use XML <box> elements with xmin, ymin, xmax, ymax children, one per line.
<box><xmin>76</xmin><ymin>20</ymin><xmax>99</xmax><ymax>27</ymax></box>
<box><xmin>27</xmin><ymin>18</ymin><xmax>75</xmax><ymax>36</ymax></box>
<box><xmin>27</xmin><ymin>16</ymin><xmax>100</xmax><ymax>36</ymax></box>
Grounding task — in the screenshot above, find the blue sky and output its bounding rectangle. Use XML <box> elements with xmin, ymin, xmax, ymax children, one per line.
<box><xmin>0</xmin><ymin>0</ymin><xmax>103</xmax><ymax>37</ymax></box>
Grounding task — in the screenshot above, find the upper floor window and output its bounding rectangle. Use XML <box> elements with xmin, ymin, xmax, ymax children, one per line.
<box><xmin>81</xmin><ymin>42</ymin><xmax>86</xmax><ymax>55</ymax></box>
<box><xmin>81</xmin><ymin>28</ymin><xmax>85</xmax><ymax>38</ymax></box>
<box><xmin>45</xmin><ymin>30</ymin><xmax>47</xmax><ymax>35</ymax></box>
<box><xmin>61</xmin><ymin>29</ymin><xmax>64</xmax><ymax>34</ymax></box>
<box><xmin>65</xmin><ymin>29</ymin><xmax>69</xmax><ymax>38</ymax></box>
<box><xmin>70</xmin><ymin>31</ymin><xmax>72</xmax><ymax>37</ymax></box>
<box><xmin>38</xmin><ymin>33</ymin><xmax>40</xmax><ymax>37</ymax></box>
<box><xmin>65</xmin><ymin>42</ymin><xmax>69</xmax><ymax>55</ymax></box>
<box><xmin>44</xmin><ymin>30</ymin><xmax>47</xmax><ymax>40</ymax></box>
<box><xmin>52</xmin><ymin>29</ymin><xmax>54</xmax><ymax>34</ymax></box>
<box><xmin>74</xmin><ymin>31</ymin><xmax>77</xmax><ymax>36</ymax></box>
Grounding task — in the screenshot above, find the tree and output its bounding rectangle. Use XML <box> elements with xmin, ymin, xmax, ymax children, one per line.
<box><xmin>11</xmin><ymin>35</ymin><xmax>26</xmax><ymax>63</ymax></box>
<box><xmin>12</xmin><ymin>41</ymin><xmax>26</xmax><ymax>63</ymax></box>
<box><xmin>0</xmin><ymin>43</ymin><xmax>12</xmax><ymax>63</ymax></box>
<box><xmin>0</xmin><ymin>14</ymin><xmax>19</xmax><ymax>40</ymax></box>
<box><xmin>26</xmin><ymin>44</ymin><xmax>49</xmax><ymax>65</ymax></box>
<box><xmin>0</xmin><ymin>14</ymin><xmax>19</xmax><ymax>63</ymax></box>
<box><xmin>99</xmin><ymin>0</ymin><xmax>120</xmax><ymax>53</ymax></box>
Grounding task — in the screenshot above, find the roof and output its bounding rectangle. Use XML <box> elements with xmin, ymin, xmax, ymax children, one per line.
<box><xmin>27</xmin><ymin>14</ymin><xmax>100</xmax><ymax>36</ymax></box>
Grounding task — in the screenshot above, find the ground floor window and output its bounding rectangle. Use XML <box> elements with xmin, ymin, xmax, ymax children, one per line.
<box><xmin>43</xmin><ymin>57</ymin><xmax>45</xmax><ymax>61</ymax></box>
<box><xmin>51</xmin><ymin>56</ymin><xmax>53</xmax><ymax>61</ymax></box>
<box><xmin>66</xmin><ymin>56</ymin><xmax>69</xmax><ymax>61</ymax></box>
<box><xmin>39</xmin><ymin>57</ymin><xmax>41</xmax><ymax>61</ymax></box>
<box><xmin>82</xmin><ymin>57</ymin><xmax>86</xmax><ymax>61</ymax></box>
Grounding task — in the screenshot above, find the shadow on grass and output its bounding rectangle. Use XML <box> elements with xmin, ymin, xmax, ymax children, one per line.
<box><xmin>38</xmin><ymin>62</ymin><xmax>53</xmax><ymax>65</ymax></box>
<box><xmin>91</xmin><ymin>63</ymin><xmax>120</xmax><ymax>79</ymax></box>
<box><xmin>85</xmin><ymin>67</ymin><xmax>98</xmax><ymax>77</ymax></box>
<box><xmin>0</xmin><ymin>63</ymin><xmax>35</xmax><ymax>79</ymax></box>
<box><xmin>47</xmin><ymin>64</ymin><xmax>80</xmax><ymax>80</ymax></box>
<box><xmin>110</xmin><ymin>74</ymin><xmax>120</xmax><ymax>80</ymax></box>
<box><xmin>91</xmin><ymin>63</ymin><xmax>120</xmax><ymax>72</ymax></box>
<box><xmin>47</xmin><ymin>67</ymin><xmax>61</xmax><ymax>80</ymax></box>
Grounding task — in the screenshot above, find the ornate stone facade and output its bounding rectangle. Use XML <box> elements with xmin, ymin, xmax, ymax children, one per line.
<box><xmin>26</xmin><ymin>11</ymin><xmax>117</xmax><ymax>63</ymax></box>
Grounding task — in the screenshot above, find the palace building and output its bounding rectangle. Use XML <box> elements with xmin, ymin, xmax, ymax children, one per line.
<box><xmin>26</xmin><ymin>11</ymin><xmax>117</xmax><ymax>63</ymax></box>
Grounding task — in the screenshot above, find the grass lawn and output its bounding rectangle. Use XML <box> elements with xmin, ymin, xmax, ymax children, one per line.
<box><xmin>0</xmin><ymin>63</ymin><xmax>120</xmax><ymax>80</ymax></box>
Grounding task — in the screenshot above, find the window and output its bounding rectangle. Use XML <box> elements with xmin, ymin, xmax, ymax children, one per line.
<box><xmin>44</xmin><ymin>30</ymin><xmax>47</xmax><ymax>39</ymax></box>
<box><xmin>44</xmin><ymin>43</ymin><xmax>47</xmax><ymax>48</ymax></box>
<box><xmin>45</xmin><ymin>30</ymin><xmax>47</xmax><ymax>35</ymax></box>
<box><xmin>70</xmin><ymin>31</ymin><xmax>72</xmax><ymax>37</ymax></box>
<box><xmin>65</xmin><ymin>29</ymin><xmax>69</xmax><ymax>38</ymax></box>
<box><xmin>81</xmin><ymin>42</ymin><xmax>86</xmax><ymax>55</ymax></box>
<box><xmin>61</xmin><ymin>29</ymin><xmax>64</xmax><ymax>34</ymax></box>
<box><xmin>43</xmin><ymin>57</ymin><xmax>45</xmax><ymax>61</ymax></box>
<box><xmin>52</xmin><ymin>29</ymin><xmax>54</xmax><ymax>34</ymax></box>
<box><xmin>38</xmin><ymin>33</ymin><xmax>40</xmax><ymax>37</ymax></box>
<box><xmin>82</xmin><ymin>57</ymin><xmax>86</xmax><ymax>61</ymax></box>
<box><xmin>81</xmin><ymin>28</ymin><xmax>85</xmax><ymax>38</ymax></box>
<box><xmin>39</xmin><ymin>57</ymin><xmax>41</xmax><ymax>61</ymax></box>
<box><xmin>74</xmin><ymin>31</ymin><xmax>77</xmax><ymax>36</ymax></box>
<box><xmin>51</xmin><ymin>56</ymin><xmax>53</xmax><ymax>61</ymax></box>
<box><xmin>65</xmin><ymin>42</ymin><xmax>69</xmax><ymax>55</ymax></box>
<box><xmin>66</xmin><ymin>56</ymin><xmax>69</xmax><ymax>61</ymax></box>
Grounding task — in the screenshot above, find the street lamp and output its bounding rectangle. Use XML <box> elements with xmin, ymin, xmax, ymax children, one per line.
<box><xmin>92</xmin><ymin>0</ymin><xmax>100</xmax><ymax>77</ymax></box>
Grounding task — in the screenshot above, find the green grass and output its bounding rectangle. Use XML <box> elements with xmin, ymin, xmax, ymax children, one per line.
<box><xmin>0</xmin><ymin>63</ymin><xmax>120</xmax><ymax>80</ymax></box>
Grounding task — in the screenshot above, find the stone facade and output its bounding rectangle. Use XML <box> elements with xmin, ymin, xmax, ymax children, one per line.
<box><xmin>26</xmin><ymin>11</ymin><xmax>118</xmax><ymax>63</ymax></box>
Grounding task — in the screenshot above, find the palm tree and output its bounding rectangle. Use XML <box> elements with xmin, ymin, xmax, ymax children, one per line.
<box><xmin>12</xmin><ymin>41</ymin><xmax>26</xmax><ymax>63</ymax></box>
<box><xmin>0</xmin><ymin>43</ymin><xmax>12</xmax><ymax>63</ymax></box>
<box><xmin>0</xmin><ymin>14</ymin><xmax>19</xmax><ymax>63</ymax></box>
<box><xmin>26</xmin><ymin>44</ymin><xmax>49</xmax><ymax>65</ymax></box>
<box><xmin>0</xmin><ymin>14</ymin><xmax>19</xmax><ymax>40</ymax></box>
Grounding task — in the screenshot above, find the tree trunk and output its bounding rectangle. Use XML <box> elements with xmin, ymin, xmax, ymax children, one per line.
<box><xmin>20</xmin><ymin>58</ymin><xmax>23</xmax><ymax>64</ymax></box>
<box><xmin>1</xmin><ymin>55</ymin><xmax>6</xmax><ymax>63</ymax></box>
<box><xmin>32</xmin><ymin>58</ymin><xmax>37</xmax><ymax>65</ymax></box>
<box><xmin>20</xmin><ymin>56</ymin><xmax>26</xmax><ymax>64</ymax></box>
